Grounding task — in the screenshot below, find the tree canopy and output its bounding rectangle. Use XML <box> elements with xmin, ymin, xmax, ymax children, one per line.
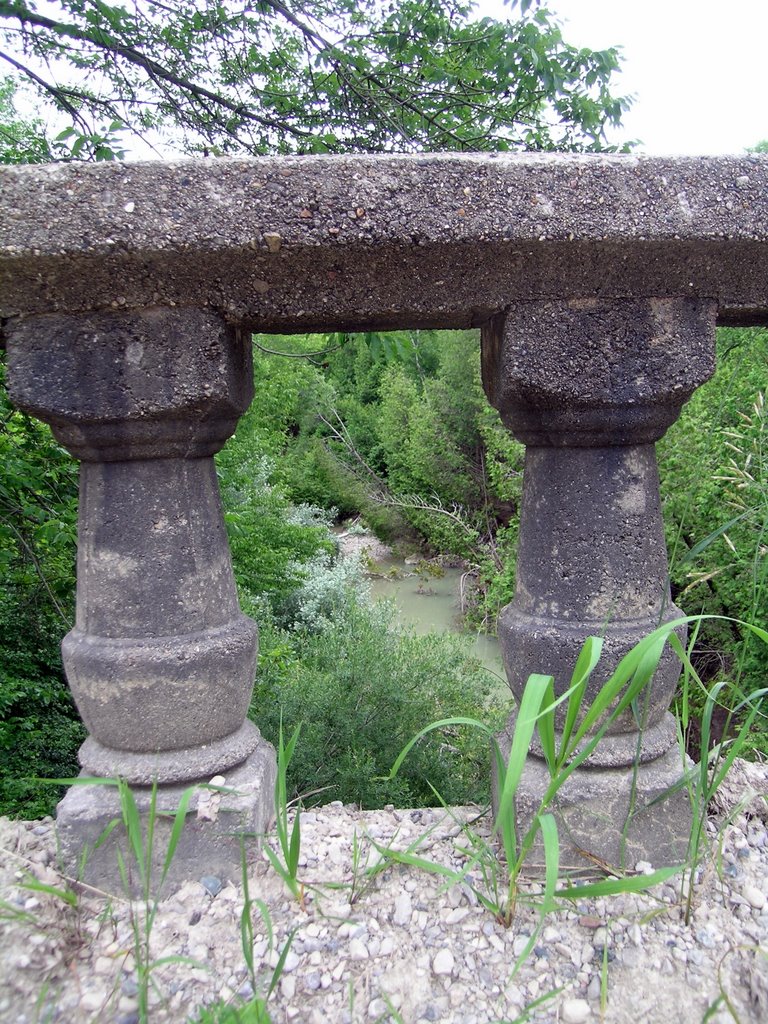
<box><xmin>0</xmin><ymin>0</ymin><xmax>630</xmax><ymax>158</ymax></box>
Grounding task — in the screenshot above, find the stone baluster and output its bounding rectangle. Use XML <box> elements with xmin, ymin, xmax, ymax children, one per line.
<box><xmin>481</xmin><ymin>297</ymin><xmax>717</xmax><ymax>866</ymax></box>
<box><xmin>6</xmin><ymin>308</ymin><xmax>276</xmax><ymax>891</ymax></box>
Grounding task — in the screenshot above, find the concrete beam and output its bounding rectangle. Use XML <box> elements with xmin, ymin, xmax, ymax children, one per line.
<box><xmin>2</xmin><ymin>154</ymin><xmax>768</xmax><ymax>334</ymax></box>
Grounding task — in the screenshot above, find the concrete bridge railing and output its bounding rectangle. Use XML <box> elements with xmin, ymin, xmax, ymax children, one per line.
<box><xmin>2</xmin><ymin>153</ymin><xmax>767</xmax><ymax>890</ymax></box>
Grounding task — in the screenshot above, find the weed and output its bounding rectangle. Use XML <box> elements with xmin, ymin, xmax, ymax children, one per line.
<box><xmin>100</xmin><ymin>779</ymin><xmax>203</xmax><ymax>1021</ymax></box>
<box><xmin>386</xmin><ymin>625</ymin><xmax>687</xmax><ymax>939</ymax></box>
<box><xmin>261</xmin><ymin>720</ymin><xmax>304</xmax><ymax>904</ymax></box>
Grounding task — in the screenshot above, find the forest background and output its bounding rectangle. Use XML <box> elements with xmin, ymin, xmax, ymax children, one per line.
<box><xmin>0</xmin><ymin>0</ymin><xmax>765</xmax><ymax>819</ymax></box>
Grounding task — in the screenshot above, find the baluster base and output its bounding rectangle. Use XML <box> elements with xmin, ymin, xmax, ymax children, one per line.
<box><xmin>55</xmin><ymin>738</ymin><xmax>276</xmax><ymax>897</ymax></box>
<box><xmin>492</xmin><ymin>713</ymin><xmax>694</xmax><ymax>871</ymax></box>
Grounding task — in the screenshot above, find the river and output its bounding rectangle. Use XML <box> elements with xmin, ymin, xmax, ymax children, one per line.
<box><xmin>365</xmin><ymin>554</ymin><xmax>508</xmax><ymax>696</ymax></box>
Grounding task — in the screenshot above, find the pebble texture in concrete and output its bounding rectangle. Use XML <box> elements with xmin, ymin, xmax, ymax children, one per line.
<box><xmin>2</xmin><ymin>154</ymin><xmax>768</xmax><ymax>331</ymax></box>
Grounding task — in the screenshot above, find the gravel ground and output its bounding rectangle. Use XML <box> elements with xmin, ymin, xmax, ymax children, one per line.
<box><xmin>1</xmin><ymin>760</ymin><xmax>766</xmax><ymax>1024</ymax></box>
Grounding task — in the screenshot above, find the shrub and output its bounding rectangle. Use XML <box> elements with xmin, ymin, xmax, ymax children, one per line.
<box><xmin>251</xmin><ymin>590</ymin><xmax>506</xmax><ymax>809</ymax></box>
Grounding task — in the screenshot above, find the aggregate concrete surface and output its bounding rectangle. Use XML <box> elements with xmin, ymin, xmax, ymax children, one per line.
<box><xmin>1</xmin><ymin>759</ymin><xmax>766</xmax><ymax>1024</ymax></box>
<box><xmin>3</xmin><ymin>154</ymin><xmax>768</xmax><ymax>331</ymax></box>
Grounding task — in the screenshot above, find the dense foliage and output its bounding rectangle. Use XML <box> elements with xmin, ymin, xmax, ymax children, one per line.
<box><xmin>659</xmin><ymin>327</ymin><xmax>768</xmax><ymax>750</ymax></box>
<box><xmin>0</xmin><ymin>0</ymin><xmax>630</xmax><ymax>157</ymax></box>
<box><xmin>0</xmin><ymin>357</ymin><xmax>83</xmax><ymax>816</ymax></box>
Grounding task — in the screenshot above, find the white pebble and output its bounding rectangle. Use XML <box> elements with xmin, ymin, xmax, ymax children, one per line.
<box><xmin>282</xmin><ymin>950</ymin><xmax>300</xmax><ymax>973</ymax></box>
<box><xmin>433</xmin><ymin>949</ymin><xmax>455</xmax><ymax>976</ymax></box>
<box><xmin>80</xmin><ymin>991</ymin><xmax>104</xmax><ymax>1013</ymax></box>
<box><xmin>561</xmin><ymin>997</ymin><xmax>591</xmax><ymax>1023</ymax></box>
<box><xmin>93</xmin><ymin>955</ymin><xmax>114</xmax><ymax>975</ymax></box>
<box><xmin>349</xmin><ymin>938</ymin><xmax>369</xmax><ymax>960</ymax></box>
<box><xmin>280</xmin><ymin>976</ymin><xmax>296</xmax><ymax>999</ymax></box>
<box><xmin>393</xmin><ymin>892</ymin><xmax>412</xmax><ymax>927</ymax></box>
<box><xmin>445</xmin><ymin>907</ymin><xmax>470</xmax><ymax>925</ymax></box>
<box><xmin>743</xmin><ymin>884</ymin><xmax>766</xmax><ymax>910</ymax></box>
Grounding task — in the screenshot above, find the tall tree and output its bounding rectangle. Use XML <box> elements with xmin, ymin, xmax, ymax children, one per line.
<box><xmin>0</xmin><ymin>0</ymin><xmax>630</xmax><ymax>157</ymax></box>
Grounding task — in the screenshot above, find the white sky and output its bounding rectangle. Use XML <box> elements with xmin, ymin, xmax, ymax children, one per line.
<box><xmin>480</xmin><ymin>0</ymin><xmax>768</xmax><ymax>154</ymax></box>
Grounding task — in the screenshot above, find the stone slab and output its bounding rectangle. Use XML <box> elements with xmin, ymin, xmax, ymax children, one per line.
<box><xmin>2</xmin><ymin>154</ymin><xmax>768</xmax><ymax>332</ymax></box>
<box><xmin>492</xmin><ymin>719</ymin><xmax>695</xmax><ymax>872</ymax></box>
<box><xmin>55</xmin><ymin>738</ymin><xmax>277</xmax><ymax>897</ymax></box>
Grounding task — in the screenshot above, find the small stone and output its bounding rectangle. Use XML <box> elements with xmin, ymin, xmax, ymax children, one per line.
<box><xmin>561</xmin><ymin>997</ymin><xmax>591</xmax><ymax>1023</ymax></box>
<box><xmin>635</xmin><ymin>861</ymin><xmax>654</xmax><ymax>875</ymax></box>
<box><xmin>200</xmin><ymin>875</ymin><xmax>223</xmax><ymax>897</ymax></box>
<box><xmin>578</xmin><ymin>916</ymin><xmax>602</xmax><ymax>929</ymax></box>
<box><xmin>121</xmin><ymin>976</ymin><xmax>139</xmax><ymax>997</ymax></box>
<box><xmin>123</xmin><ymin>202</ymin><xmax>135</xmax><ymax>213</ymax></box>
<box><xmin>744</xmin><ymin>884</ymin><xmax>766</xmax><ymax>909</ymax></box>
<box><xmin>368</xmin><ymin>998</ymin><xmax>387</xmax><ymax>1018</ymax></box>
<box><xmin>432</xmin><ymin>949</ymin><xmax>454</xmax><ymax>976</ymax></box>
<box><xmin>282</xmin><ymin>950</ymin><xmax>301</xmax><ymax>973</ymax></box>
<box><xmin>349</xmin><ymin>938</ymin><xmax>369</xmax><ymax>960</ymax></box>
<box><xmin>695</xmin><ymin>928</ymin><xmax>715</xmax><ymax>948</ymax></box>
<box><xmin>281</xmin><ymin>976</ymin><xmax>296</xmax><ymax>999</ymax></box>
<box><xmin>263</xmin><ymin>231</ymin><xmax>282</xmax><ymax>252</ymax></box>
<box><xmin>393</xmin><ymin>892</ymin><xmax>412</xmax><ymax>927</ymax></box>
<box><xmin>80</xmin><ymin>991</ymin><xmax>104</xmax><ymax>1013</ymax></box>
<box><xmin>620</xmin><ymin>946</ymin><xmax>643</xmax><ymax>968</ymax></box>
<box><xmin>445</xmin><ymin>907</ymin><xmax>470</xmax><ymax>925</ymax></box>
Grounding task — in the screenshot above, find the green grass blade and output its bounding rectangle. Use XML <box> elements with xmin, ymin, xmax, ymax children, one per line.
<box><xmin>510</xmin><ymin>813</ymin><xmax>559</xmax><ymax>977</ymax></box>
<box><xmin>497</xmin><ymin>674</ymin><xmax>551</xmax><ymax>815</ymax></box>
<box><xmin>557</xmin><ymin>864</ymin><xmax>681</xmax><ymax>899</ymax></box>
<box><xmin>159</xmin><ymin>785</ymin><xmax>195</xmax><ymax>890</ymax></box>
<box><xmin>369</xmin><ymin>840</ymin><xmax>461</xmax><ymax>882</ymax></box>
<box><xmin>20</xmin><ymin>878</ymin><xmax>78</xmax><ymax>908</ymax></box>
<box><xmin>680</xmin><ymin>510</ymin><xmax>753</xmax><ymax>564</ymax></box>
<box><xmin>536</xmin><ymin>677</ymin><xmax>557</xmax><ymax>775</ymax></box>
<box><xmin>388</xmin><ymin>716</ymin><xmax>490</xmax><ymax>779</ymax></box>
<box><xmin>117</xmin><ymin>779</ymin><xmax>147</xmax><ymax>891</ymax></box>
<box><xmin>559</xmin><ymin>636</ymin><xmax>603</xmax><ymax>758</ymax></box>
<box><xmin>288</xmin><ymin>813</ymin><xmax>301</xmax><ymax>876</ymax></box>
<box><xmin>266</xmin><ymin>927</ymin><xmax>298</xmax><ymax>999</ymax></box>
<box><xmin>254</xmin><ymin>897</ymin><xmax>274</xmax><ymax>952</ymax></box>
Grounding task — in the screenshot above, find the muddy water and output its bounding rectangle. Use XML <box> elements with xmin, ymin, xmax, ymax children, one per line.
<box><xmin>367</xmin><ymin>556</ymin><xmax>508</xmax><ymax>693</ymax></box>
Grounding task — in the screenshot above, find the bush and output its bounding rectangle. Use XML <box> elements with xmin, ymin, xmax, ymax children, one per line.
<box><xmin>251</xmin><ymin>588</ymin><xmax>506</xmax><ymax>809</ymax></box>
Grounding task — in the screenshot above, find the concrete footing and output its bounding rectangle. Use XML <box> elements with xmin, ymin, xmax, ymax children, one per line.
<box><xmin>492</xmin><ymin>718</ymin><xmax>695</xmax><ymax>873</ymax></box>
<box><xmin>55</xmin><ymin>736</ymin><xmax>277</xmax><ymax>897</ymax></box>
